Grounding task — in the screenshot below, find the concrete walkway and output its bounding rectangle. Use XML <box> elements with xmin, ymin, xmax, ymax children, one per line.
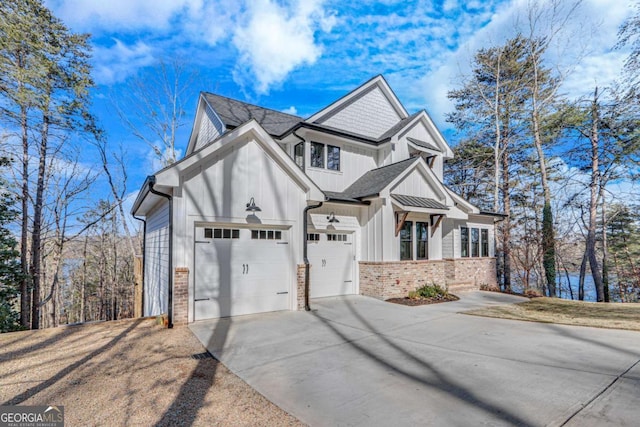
<box><xmin>189</xmin><ymin>292</ymin><xmax>640</xmax><ymax>426</ymax></box>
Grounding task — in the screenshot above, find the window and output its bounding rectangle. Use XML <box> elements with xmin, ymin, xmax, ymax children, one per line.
<box><xmin>310</xmin><ymin>142</ymin><xmax>324</xmax><ymax>168</ymax></box>
<box><xmin>416</xmin><ymin>222</ymin><xmax>428</xmax><ymax>260</ymax></box>
<box><xmin>327</xmin><ymin>233</ymin><xmax>348</xmax><ymax>242</ymax></box>
<box><xmin>461</xmin><ymin>227</ymin><xmax>489</xmax><ymax>257</ymax></box>
<box><xmin>294</xmin><ymin>142</ymin><xmax>304</xmax><ymax>169</ymax></box>
<box><xmin>471</xmin><ymin>228</ymin><xmax>480</xmax><ymax>257</ymax></box>
<box><xmin>307</xmin><ymin>233</ymin><xmax>320</xmax><ymax>241</ymax></box>
<box><xmin>205</xmin><ymin>227</ymin><xmax>239</xmax><ymax>239</ymax></box>
<box><xmin>327</xmin><ymin>145</ymin><xmax>340</xmax><ymax>171</ymax></box>
<box><xmin>310</xmin><ymin>142</ymin><xmax>340</xmax><ymax>171</ymax></box>
<box><xmin>461</xmin><ymin>227</ymin><xmax>469</xmax><ymax>257</ymax></box>
<box><xmin>481</xmin><ymin>229</ymin><xmax>489</xmax><ymax>257</ymax></box>
<box><xmin>400</xmin><ymin>221</ymin><xmax>413</xmax><ymax>260</ymax></box>
<box><xmin>251</xmin><ymin>229</ymin><xmax>283</xmax><ymax>240</ymax></box>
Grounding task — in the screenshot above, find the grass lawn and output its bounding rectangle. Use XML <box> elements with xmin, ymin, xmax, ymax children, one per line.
<box><xmin>464</xmin><ymin>297</ymin><xmax>640</xmax><ymax>331</ymax></box>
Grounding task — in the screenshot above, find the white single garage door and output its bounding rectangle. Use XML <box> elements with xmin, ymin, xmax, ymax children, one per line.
<box><xmin>194</xmin><ymin>226</ymin><xmax>291</xmax><ymax>320</ymax></box>
<box><xmin>308</xmin><ymin>232</ymin><xmax>355</xmax><ymax>298</ymax></box>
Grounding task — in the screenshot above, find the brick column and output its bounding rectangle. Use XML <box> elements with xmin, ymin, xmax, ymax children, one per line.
<box><xmin>296</xmin><ymin>264</ymin><xmax>306</xmax><ymax>310</ymax></box>
<box><xmin>173</xmin><ymin>267</ymin><xmax>189</xmax><ymax>326</ymax></box>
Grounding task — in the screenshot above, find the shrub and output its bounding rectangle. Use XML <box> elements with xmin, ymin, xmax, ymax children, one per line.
<box><xmin>480</xmin><ymin>283</ymin><xmax>501</xmax><ymax>292</ymax></box>
<box><xmin>411</xmin><ymin>284</ymin><xmax>449</xmax><ymax>299</ymax></box>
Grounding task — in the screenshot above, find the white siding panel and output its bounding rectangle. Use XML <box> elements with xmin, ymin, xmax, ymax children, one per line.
<box><xmin>442</xmin><ymin>219</ymin><xmax>455</xmax><ymax>258</ymax></box>
<box><xmin>306</xmin><ymin>143</ymin><xmax>378</xmax><ymax>192</ymax></box>
<box><xmin>319</xmin><ymin>86</ymin><xmax>401</xmax><ymax>139</ymax></box>
<box><xmin>391</xmin><ymin>168</ymin><xmax>442</xmax><ymax>201</ymax></box>
<box><xmin>144</xmin><ymin>200</ymin><xmax>170</xmax><ymax>317</ymax></box>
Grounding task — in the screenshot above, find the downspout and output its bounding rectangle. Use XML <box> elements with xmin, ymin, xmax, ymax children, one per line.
<box><xmin>148</xmin><ymin>176</ymin><xmax>174</xmax><ymax>329</ymax></box>
<box><xmin>303</xmin><ymin>201</ymin><xmax>323</xmax><ymax>311</ymax></box>
<box><xmin>132</xmin><ymin>214</ymin><xmax>146</xmax><ymax>318</ymax></box>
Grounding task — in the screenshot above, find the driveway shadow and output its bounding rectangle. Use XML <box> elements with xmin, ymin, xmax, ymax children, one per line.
<box><xmin>311</xmin><ymin>299</ymin><xmax>533</xmax><ymax>426</ymax></box>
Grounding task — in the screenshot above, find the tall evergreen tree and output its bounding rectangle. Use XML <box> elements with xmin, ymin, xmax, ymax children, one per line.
<box><xmin>0</xmin><ymin>157</ymin><xmax>23</xmax><ymax>332</ymax></box>
<box><xmin>0</xmin><ymin>0</ymin><xmax>98</xmax><ymax>328</ymax></box>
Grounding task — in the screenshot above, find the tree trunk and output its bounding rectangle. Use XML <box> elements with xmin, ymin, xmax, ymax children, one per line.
<box><xmin>20</xmin><ymin>104</ymin><xmax>31</xmax><ymax>328</ymax></box>
<box><xmin>502</xmin><ymin>148</ymin><xmax>511</xmax><ymax>291</ymax></box>
<box><xmin>600</xmin><ymin>187</ymin><xmax>610</xmax><ymax>302</ymax></box>
<box><xmin>578</xmin><ymin>249</ymin><xmax>587</xmax><ymax>300</ymax></box>
<box><xmin>587</xmin><ymin>90</ymin><xmax>604</xmax><ymax>302</ymax></box>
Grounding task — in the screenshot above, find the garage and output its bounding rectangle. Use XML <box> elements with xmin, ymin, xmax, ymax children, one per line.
<box><xmin>308</xmin><ymin>231</ymin><xmax>355</xmax><ymax>298</ymax></box>
<box><xmin>194</xmin><ymin>225</ymin><xmax>291</xmax><ymax>320</ymax></box>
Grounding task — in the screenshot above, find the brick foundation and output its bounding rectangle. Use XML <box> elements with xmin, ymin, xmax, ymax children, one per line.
<box><xmin>173</xmin><ymin>267</ymin><xmax>189</xmax><ymax>326</ymax></box>
<box><xmin>297</xmin><ymin>264</ymin><xmax>306</xmax><ymax>310</ymax></box>
<box><xmin>359</xmin><ymin>258</ymin><xmax>497</xmax><ymax>300</ymax></box>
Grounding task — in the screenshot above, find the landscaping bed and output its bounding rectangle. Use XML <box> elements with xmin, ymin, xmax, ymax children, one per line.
<box><xmin>387</xmin><ymin>294</ymin><xmax>459</xmax><ymax>306</ymax></box>
<box><xmin>386</xmin><ymin>284</ymin><xmax>459</xmax><ymax>306</ymax></box>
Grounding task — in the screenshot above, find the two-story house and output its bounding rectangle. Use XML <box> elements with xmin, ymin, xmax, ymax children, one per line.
<box><xmin>131</xmin><ymin>75</ymin><xmax>500</xmax><ymax>326</ymax></box>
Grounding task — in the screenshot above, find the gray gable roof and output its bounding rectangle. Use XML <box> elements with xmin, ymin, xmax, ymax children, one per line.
<box><xmin>407</xmin><ymin>136</ymin><xmax>440</xmax><ymax>152</ymax></box>
<box><xmin>390</xmin><ymin>194</ymin><xmax>448</xmax><ymax>210</ymax></box>
<box><xmin>341</xmin><ymin>157</ymin><xmax>419</xmax><ymax>199</ymax></box>
<box><xmin>204</xmin><ymin>93</ymin><xmax>301</xmax><ymax>137</ymax></box>
<box><xmin>377</xmin><ymin>111</ymin><xmax>421</xmax><ymax>141</ymax></box>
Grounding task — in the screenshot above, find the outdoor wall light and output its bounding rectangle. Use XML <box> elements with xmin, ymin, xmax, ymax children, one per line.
<box><xmin>245</xmin><ymin>197</ymin><xmax>262</xmax><ymax>212</ymax></box>
<box><xmin>327</xmin><ymin>212</ymin><xmax>339</xmax><ymax>223</ymax></box>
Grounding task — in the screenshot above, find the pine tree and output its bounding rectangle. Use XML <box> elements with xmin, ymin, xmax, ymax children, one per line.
<box><xmin>0</xmin><ymin>157</ymin><xmax>23</xmax><ymax>332</ymax></box>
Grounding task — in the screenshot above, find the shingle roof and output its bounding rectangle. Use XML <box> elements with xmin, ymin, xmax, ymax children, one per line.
<box><xmin>322</xmin><ymin>191</ymin><xmax>361</xmax><ymax>203</ymax></box>
<box><xmin>341</xmin><ymin>157</ymin><xmax>419</xmax><ymax>199</ymax></box>
<box><xmin>407</xmin><ymin>137</ymin><xmax>441</xmax><ymax>152</ymax></box>
<box><xmin>390</xmin><ymin>194</ymin><xmax>448</xmax><ymax>210</ymax></box>
<box><xmin>203</xmin><ymin>93</ymin><xmax>301</xmax><ymax>137</ymax></box>
<box><xmin>377</xmin><ymin>112</ymin><xmax>421</xmax><ymax>141</ymax></box>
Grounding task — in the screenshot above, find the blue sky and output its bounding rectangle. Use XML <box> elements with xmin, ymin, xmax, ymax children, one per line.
<box><xmin>41</xmin><ymin>0</ymin><xmax>636</xmax><ymax>220</ymax></box>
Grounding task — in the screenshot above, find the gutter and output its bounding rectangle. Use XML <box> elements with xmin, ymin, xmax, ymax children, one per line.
<box><xmin>131</xmin><ymin>214</ymin><xmax>147</xmax><ymax>317</ymax></box>
<box><xmin>303</xmin><ymin>201</ymin><xmax>324</xmax><ymax>311</ymax></box>
<box><xmin>147</xmin><ymin>176</ymin><xmax>174</xmax><ymax>329</ymax></box>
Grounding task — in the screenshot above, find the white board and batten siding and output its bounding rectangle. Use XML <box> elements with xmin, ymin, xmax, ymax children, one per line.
<box><xmin>144</xmin><ymin>200</ymin><xmax>170</xmax><ymax>317</ymax></box>
<box><xmin>175</xmin><ymin>137</ymin><xmax>310</xmax><ymax>320</ymax></box>
<box><xmin>303</xmin><ymin>136</ymin><xmax>378</xmax><ymax>193</ymax></box>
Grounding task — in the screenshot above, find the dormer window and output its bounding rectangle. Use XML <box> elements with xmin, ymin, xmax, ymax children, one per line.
<box><xmin>310</xmin><ymin>142</ymin><xmax>340</xmax><ymax>171</ymax></box>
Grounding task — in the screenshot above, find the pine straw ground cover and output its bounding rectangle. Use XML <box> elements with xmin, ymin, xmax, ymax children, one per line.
<box><xmin>0</xmin><ymin>318</ymin><xmax>303</xmax><ymax>427</ymax></box>
<box><xmin>464</xmin><ymin>297</ymin><xmax>640</xmax><ymax>331</ymax></box>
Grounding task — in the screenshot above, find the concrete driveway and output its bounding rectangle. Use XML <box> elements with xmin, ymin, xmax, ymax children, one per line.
<box><xmin>189</xmin><ymin>292</ymin><xmax>640</xmax><ymax>426</ymax></box>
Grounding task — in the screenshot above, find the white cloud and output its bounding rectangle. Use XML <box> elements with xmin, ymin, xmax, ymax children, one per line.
<box><xmin>415</xmin><ymin>0</ymin><xmax>635</xmax><ymax>130</ymax></box>
<box><xmin>232</xmin><ymin>0</ymin><xmax>336</xmax><ymax>93</ymax></box>
<box><xmin>281</xmin><ymin>106</ymin><xmax>298</xmax><ymax>115</ymax></box>
<box><xmin>45</xmin><ymin>0</ymin><xmax>197</xmax><ymax>31</ymax></box>
<box><xmin>92</xmin><ymin>39</ymin><xmax>156</xmax><ymax>85</ymax></box>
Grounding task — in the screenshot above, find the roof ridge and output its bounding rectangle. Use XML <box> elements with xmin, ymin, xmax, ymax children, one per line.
<box><xmin>203</xmin><ymin>92</ymin><xmax>303</xmax><ymax>120</ymax></box>
<box><xmin>368</xmin><ymin>156</ymin><xmax>419</xmax><ymax>172</ymax></box>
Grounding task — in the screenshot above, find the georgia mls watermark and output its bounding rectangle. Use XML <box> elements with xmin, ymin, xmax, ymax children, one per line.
<box><xmin>0</xmin><ymin>406</ymin><xmax>64</xmax><ymax>427</ymax></box>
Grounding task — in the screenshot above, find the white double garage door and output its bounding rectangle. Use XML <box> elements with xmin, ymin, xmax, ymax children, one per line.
<box><xmin>194</xmin><ymin>225</ymin><xmax>354</xmax><ymax>320</ymax></box>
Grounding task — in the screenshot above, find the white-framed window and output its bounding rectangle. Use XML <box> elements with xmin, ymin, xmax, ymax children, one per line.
<box><xmin>310</xmin><ymin>142</ymin><xmax>340</xmax><ymax>171</ymax></box>
<box><xmin>307</xmin><ymin>233</ymin><xmax>321</xmax><ymax>241</ymax></box>
<box><xmin>416</xmin><ymin>222</ymin><xmax>428</xmax><ymax>260</ymax></box>
<box><xmin>461</xmin><ymin>226</ymin><xmax>490</xmax><ymax>257</ymax></box>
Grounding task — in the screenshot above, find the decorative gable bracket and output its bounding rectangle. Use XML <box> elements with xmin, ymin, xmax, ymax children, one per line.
<box><xmin>430</xmin><ymin>214</ymin><xmax>444</xmax><ymax>237</ymax></box>
<box><xmin>395</xmin><ymin>212</ymin><xmax>409</xmax><ymax>237</ymax></box>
